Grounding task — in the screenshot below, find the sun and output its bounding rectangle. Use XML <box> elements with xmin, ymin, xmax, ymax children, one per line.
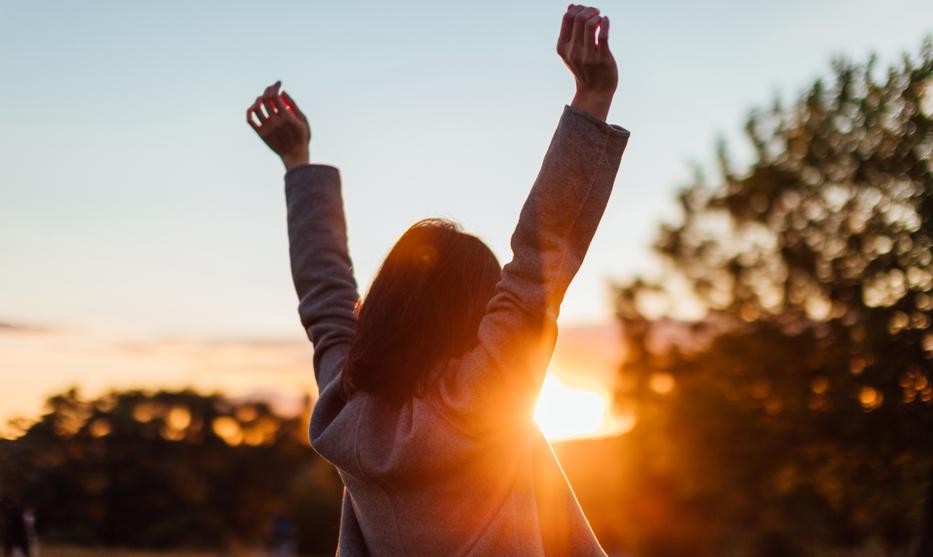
<box><xmin>533</xmin><ymin>370</ymin><xmax>635</xmax><ymax>442</ymax></box>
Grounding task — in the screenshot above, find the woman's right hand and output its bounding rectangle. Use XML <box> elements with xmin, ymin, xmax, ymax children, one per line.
<box><xmin>556</xmin><ymin>4</ymin><xmax>618</xmax><ymax>121</ymax></box>
<box><xmin>247</xmin><ymin>81</ymin><xmax>311</xmax><ymax>171</ymax></box>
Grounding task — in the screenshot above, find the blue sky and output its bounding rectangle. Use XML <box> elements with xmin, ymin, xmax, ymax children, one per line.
<box><xmin>1</xmin><ymin>0</ymin><xmax>931</xmax><ymax>342</ymax></box>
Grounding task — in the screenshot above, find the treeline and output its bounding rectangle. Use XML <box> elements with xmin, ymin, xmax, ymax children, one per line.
<box><xmin>0</xmin><ymin>388</ymin><xmax>342</xmax><ymax>554</ymax></box>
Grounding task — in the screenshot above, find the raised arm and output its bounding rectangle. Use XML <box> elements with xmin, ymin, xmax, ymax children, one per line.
<box><xmin>437</xmin><ymin>5</ymin><xmax>629</xmax><ymax>436</ymax></box>
<box><xmin>247</xmin><ymin>83</ymin><xmax>360</xmax><ymax>391</ymax></box>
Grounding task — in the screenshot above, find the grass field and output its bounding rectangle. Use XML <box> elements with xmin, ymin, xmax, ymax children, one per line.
<box><xmin>42</xmin><ymin>547</ymin><xmax>227</xmax><ymax>557</ymax></box>
<box><xmin>40</xmin><ymin>546</ymin><xmax>324</xmax><ymax>557</ymax></box>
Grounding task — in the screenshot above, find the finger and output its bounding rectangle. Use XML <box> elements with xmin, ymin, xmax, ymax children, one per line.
<box><xmin>281</xmin><ymin>91</ymin><xmax>307</xmax><ymax>122</ymax></box>
<box><xmin>571</xmin><ymin>7</ymin><xmax>599</xmax><ymax>47</ymax></box>
<box><xmin>262</xmin><ymin>85</ymin><xmax>275</xmax><ymax>111</ymax></box>
<box><xmin>598</xmin><ymin>16</ymin><xmax>612</xmax><ymax>57</ymax></box>
<box><xmin>557</xmin><ymin>5</ymin><xmax>577</xmax><ymax>49</ymax></box>
<box><xmin>246</xmin><ymin>106</ymin><xmax>261</xmax><ymax>131</ymax></box>
<box><xmin>584</xmin><ymin>13</ymin><xmax>600</xmax><ymax>51</ymax></box>
<box><xmin>262</xmin><ymin>82</ymin><xmax>280</xmax><ymax>116</ymax></box>
<box><xmin>253</xmin><ymin>97</ymin><xmax>268</xmax><ymax>123</ymax></box>
<box><xmin>272</xmin><ymin>82</ymin><xmax>288</xmax><ymax>114</ymax></box>
<box><xmin>598</xmin><ymin>16</ymin><xmax>610</xmax><ymax>51</ymax></box>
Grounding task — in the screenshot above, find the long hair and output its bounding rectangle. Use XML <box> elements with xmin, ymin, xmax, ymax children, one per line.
<box><xmin>342</xmin><ymin>218</ymin><xmax>502</xmax><ymax>403</ymax></box>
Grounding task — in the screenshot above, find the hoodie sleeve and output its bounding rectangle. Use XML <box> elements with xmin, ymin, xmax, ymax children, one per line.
<box><xmin>285</xmin><ymin>164</ymin><xmax>360</xmax><ymax>392</ymax></box>
<box><xmin>436</xmin><ymin>104</ymin><xmax>630</xmax><ymax>438</ymax></box>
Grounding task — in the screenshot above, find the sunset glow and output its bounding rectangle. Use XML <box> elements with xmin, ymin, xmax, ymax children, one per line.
<box><xmin>534</xmin><ymin>371</ymin><xmax>635</xmax><ymax>441</ymax></box>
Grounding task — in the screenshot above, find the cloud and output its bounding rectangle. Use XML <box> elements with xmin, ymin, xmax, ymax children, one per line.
<box><xmin>0</xmin><ymin>321</ymin><xmax>51</xmax><ymax>334</ymax></box>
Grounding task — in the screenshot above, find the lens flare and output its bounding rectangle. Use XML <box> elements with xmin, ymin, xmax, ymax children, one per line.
<box><xmin>534</xmin><ymin>371</ymin><xmax>635</xmax><ymax>441</ymax></box>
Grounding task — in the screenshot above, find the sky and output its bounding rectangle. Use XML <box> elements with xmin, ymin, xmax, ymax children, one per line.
<box><xmin>1</xmin><ymin>0</ymin><xmax>931</xmax><ymax>424</ymax></box>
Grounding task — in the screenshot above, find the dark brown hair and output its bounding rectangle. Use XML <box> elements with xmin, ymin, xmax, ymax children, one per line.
<box><xmin>342</xmin><ymin>218</ymin><xmax>501</xmax><ymax>403</ymax></box>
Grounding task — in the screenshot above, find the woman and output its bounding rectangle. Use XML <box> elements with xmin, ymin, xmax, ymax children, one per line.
<box><xmin>247</xmin><ymin>5</ymin><xmax>629</xmax><ymax>555</ymax></box>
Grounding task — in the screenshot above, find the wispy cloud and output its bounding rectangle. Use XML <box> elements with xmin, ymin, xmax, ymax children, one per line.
<box><xmin>0</xmin><ymin>320</ymin><xmax>52</xmax><ymax>334</ymax></box>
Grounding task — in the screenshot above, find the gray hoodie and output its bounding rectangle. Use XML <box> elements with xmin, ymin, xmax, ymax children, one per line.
<box><xmin>285</xmin><ymin>104</ymin><xmax>630</xmax><ymax>556</ymax></box>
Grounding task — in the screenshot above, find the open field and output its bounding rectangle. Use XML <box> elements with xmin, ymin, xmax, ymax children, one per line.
<box><xmin>42</xmin><ymin>548</ymin><xmax>215</xmax><ymax>557</ymax></box>
<box><xmin>40</xmin><ymin>546</ymin><xmax>326</xmax><ymax>557</ymax></box>
<box><xmin>42</xmin><ymin>548</ymin><xmax>227</xmax><ymax>557</ymax></box>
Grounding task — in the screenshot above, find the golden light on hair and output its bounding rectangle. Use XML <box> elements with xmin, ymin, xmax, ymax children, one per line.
<box><xmin>412</xmin><ymin>244</ymin><xmax>439</xmax><ymax>270</ymax></box>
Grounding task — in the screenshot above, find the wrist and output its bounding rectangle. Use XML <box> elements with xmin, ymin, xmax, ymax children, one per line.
<box><xmin>282</xmin><ymin>148</ymin><xmax>310</xmax><ymax>172</ymax></box>
<box><xmin>571</xmin><ymin>89</ymin><xmax>615</xmax><ymax>121</ymax></box>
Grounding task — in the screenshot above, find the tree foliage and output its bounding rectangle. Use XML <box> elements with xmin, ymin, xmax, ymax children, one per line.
<box><xmin>0</xmin><ymin>388</ymin><xmax>342</xmax><ymax>553</ymax></box>
<box><xmin>614</xmin><ymin>39</ymin><xmax>933</xmax><ymax>556</ymax></box>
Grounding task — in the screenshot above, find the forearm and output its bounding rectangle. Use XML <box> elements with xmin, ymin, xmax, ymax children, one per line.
<box><xmin>438</xmin><ymin>106</ymin><xmax>629</xmax><ymax>435</ymax></box>
<box><xmin>497</xmin><ymin>104</ymin><xmax>627</xmax><ymax>313</ymax></box>
<box><xmin>284</xmin><ymin>164</ymin><xmax>360</xmax><ymax>386</ymax></box>
<box><xmin>518</xmin><ymin>103</ymin><xmax>628</xmax><ymax>250</ymax></box>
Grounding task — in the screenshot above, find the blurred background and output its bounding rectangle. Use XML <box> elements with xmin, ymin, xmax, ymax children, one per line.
<box><xmin>1</xmin><ymin>1</ymin><xmax>931</xmax><ymax>555</ymax></box>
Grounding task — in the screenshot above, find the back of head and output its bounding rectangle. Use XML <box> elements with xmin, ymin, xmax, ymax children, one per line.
<box><xmin>342</xmin><ymin>218</ymin><xmax>502</xmax><ymax>403</ymax></box>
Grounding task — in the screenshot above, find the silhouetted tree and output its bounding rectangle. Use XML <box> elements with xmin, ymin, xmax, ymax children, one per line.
<box><xmin>615</xmin><ymin>39</ymin><xmax>932</xmax><ymax>556</ymax></box>
<box><xmin>0</xmin><ymin>388</ymin><xmax>342</xmax><ymax>553</ymax></box>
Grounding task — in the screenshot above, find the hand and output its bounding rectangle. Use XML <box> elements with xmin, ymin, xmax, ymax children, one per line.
<box><xmin>246</xmin><ymin>81</ymin><xmax>311</xmax><ymax>171</ymax></box>
<box><xmin>556</xmin><ymin>5</ymin><xmax>618</xmax><ymax>121</ymax></box>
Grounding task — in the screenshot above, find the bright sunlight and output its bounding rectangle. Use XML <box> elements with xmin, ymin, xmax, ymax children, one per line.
<box><xmin>534</xmin><ymin>370</ymin><xmax>635</xmax><ymax>441</ymax></box>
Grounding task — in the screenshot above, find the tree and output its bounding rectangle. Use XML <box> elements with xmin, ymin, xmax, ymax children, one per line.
<box><xmin>614</xmin><ymin>39</ymin><xmax>933</xmax><ymax>556</ymax></box>
<box><xmin>0</xmin><ymin>388</ymin><xmax>343</xmax><ymax>553</ymax></box>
